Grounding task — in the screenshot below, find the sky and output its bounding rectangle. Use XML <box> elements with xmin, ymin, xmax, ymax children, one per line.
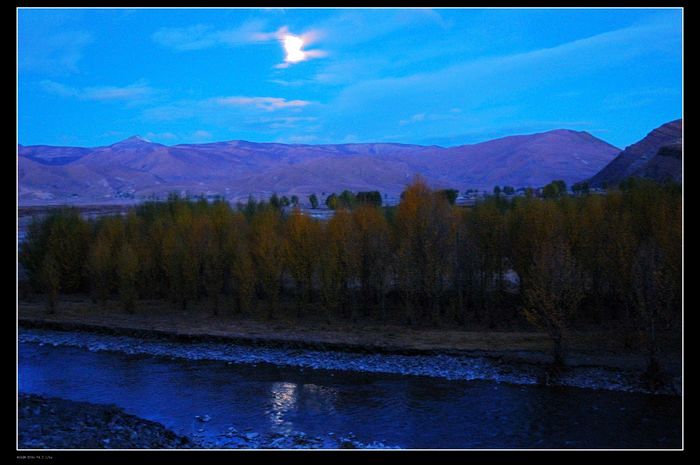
<box><xmin>17</xmin><ymin>8</ymin><xmax>682</xmax><ymax>149</ymax></box>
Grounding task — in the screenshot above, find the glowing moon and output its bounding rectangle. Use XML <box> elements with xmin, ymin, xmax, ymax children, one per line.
<box><xmin>282</xmin><ymin>34</ymin><xmax>306</xmax><ymax>64</ymax></box>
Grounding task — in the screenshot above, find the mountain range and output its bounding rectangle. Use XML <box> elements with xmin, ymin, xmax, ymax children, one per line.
<box><xmin>18</xmin><ymin>128</ymin><xmax>623</xmax><ymax>205</ymax></box>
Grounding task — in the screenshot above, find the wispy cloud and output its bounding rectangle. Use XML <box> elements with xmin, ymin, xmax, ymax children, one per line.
<box><xmin>268</xmin><ymin>78</ymin><xmax>315</xmax><ymax>87</ymax></box>
<box><xmin>142</xmin><ymin>95</ymin><xmax>316</xmax><ymax>124</ymax></box>
<box><xmin>41</xmin><ymin>80</ymin><xmax>156</xmax><ymax>103</ymax></box>
<box><xmin>192</xmin><ymin>130</ymin><xmax>213</xmax><ymax>140</ymax></box>
<box><xmin>213</xmin><ymin>96</ymin><xmax>312</xmax><ymax>111</ymax></box>
<box><xmin>144</xmin><ymin>131</ymin><xmax>178</xmax><ymax>141</ymax></box>
<box><xmin>329</xmin><ymin>17</ymin><xmax>680</xmax><ymax>120</ymax></box>
<box><xmin>19</xmin><ymin>30</ymin><xmax>93</xmax><ymax>75</ymax></box>
<box><xmin>152</xmin><ymin>20</ymin><xmax>270</xmax><ymax>51</ymax></box>
<box><xmin>398</xmin><ymin>113</ymin><xmax>426</xmax><ymax>126</ymax></box>
<box><xmin>153</xmin><ymin>21</ymin><xmax>326</xmax><ymax>68</ymax></box>
<box><xmin>276</xmin><ymin>134</ymin><xmax>319</xmax><ymax>144</ymax></box>
<box><xmin>245</xmin><ymin>116</ymin><xmax>317</xmax><ymax>130</ymax></box>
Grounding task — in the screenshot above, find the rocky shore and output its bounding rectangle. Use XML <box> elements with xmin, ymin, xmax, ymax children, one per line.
<box><xmin>18</xmin><ymin>394</ymin><xmax>192</xmax><ymax>449</ymax></box>
<box><xmin>18</xmin><ymin>393</ymin><xmax>396</xmax><ymax>449</ymax></box>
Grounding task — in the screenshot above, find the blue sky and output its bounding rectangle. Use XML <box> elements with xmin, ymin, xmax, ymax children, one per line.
<box><xmin>18</xmin><ymin>8</ymin><xmax>682</xmax><ymax>149</ymax></box>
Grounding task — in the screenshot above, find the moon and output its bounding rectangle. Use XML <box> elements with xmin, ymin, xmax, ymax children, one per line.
<box><xmin>282</xmin><ymin>34</ymin><xmax>306</xmax><ymax>64</ymax></box>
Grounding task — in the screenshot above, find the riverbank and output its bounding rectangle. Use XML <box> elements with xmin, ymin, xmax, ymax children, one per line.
<box><xmin>17</xmin><ymin>296</ymin><xmax>681</xmax><ymax>377</ymax></box>
<box><xmin>18</xmin><ymin>393</ymin><xmax>192</xmax><ymax>449</ymax></box>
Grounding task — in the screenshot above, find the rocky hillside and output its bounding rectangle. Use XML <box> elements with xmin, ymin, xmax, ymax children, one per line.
<box><xmin>589</xmin><ymin>119</ymin><xmax>682</xmax><ymax>187</ymax></box>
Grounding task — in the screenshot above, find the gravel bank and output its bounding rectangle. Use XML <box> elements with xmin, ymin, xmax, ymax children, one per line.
<box><xmin>18</xmin><ymin>394</ymin><xmax>192</xmax><ymax>449</ymax></box>
<box><xmin>18</xmin><ymin>393</ymin><xmax>396</xmax><ymax>449</ymax></box>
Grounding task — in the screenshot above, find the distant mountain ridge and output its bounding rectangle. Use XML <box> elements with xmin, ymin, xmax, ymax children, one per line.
<box><xmin>589</xmin><ymin>119</ymin><xmax>682</xmax><ymax>187</ymax></box>
<box><xmin>18</xmin><ymin>128</ymin><xmax>620</xmax><ymax>205</ymax></box>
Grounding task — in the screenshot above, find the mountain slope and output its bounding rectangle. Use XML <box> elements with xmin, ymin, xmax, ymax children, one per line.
<box><xmin>18</xmin><ymin>129</ymin><xmax>620</xmax><ymax>204</ymax></box>
<box><xmin>589</xmin><ymin>119</ymin><xmax>682</xmax><ymax>187</ymax></box>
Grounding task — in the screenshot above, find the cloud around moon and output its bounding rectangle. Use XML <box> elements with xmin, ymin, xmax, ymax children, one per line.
<box><xmin>268</xmin><ymin>26</ymin><xmax>327</xmax><ymax>68</ymax></box>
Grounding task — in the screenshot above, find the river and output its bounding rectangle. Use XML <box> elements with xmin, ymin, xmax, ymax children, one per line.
<box><xmin>17</xmin><ymin>330</ymin><xmax>681</xmax><ymax>449</ymax></box>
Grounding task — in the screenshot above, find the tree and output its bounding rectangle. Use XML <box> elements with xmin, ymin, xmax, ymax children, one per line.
<box><xmin>338</xmin><ymin>190</ymin><xmax>357</xmax><ymax>209</ymax></box>
<box><xmin>39</xmin><ymin>253</ymin><xmax>60</xmax><ymax>314</ymax></box>
<box><xmin>320</xmin><ymin>208</ymin><xmax>356</xmax><ymax>322</ymax></box>
<box><xmin>543</xmin><ymin>180</ymin><xmax>567</xmax><ymax>198</ymax></box>
<box><xmin>451</xmin><ymin>208</ymin><xmax>478</xmax><ymax>326</ymax></box>
<box><xmin>356</xmin><ymin>191</ymin><xmax>382</xmax><ymax>207</ymax></box>
<box><xmin>325</xmin><ymin>193</ymin><xmax>339</xmax><ymax>210</ymax></box>
<box><xmin>522</xmin><ymin>239</ymin><xmax>584</xmax><ymax>366</ymax></box>
<box><xmin>250</xmin><ymin>208</ymin><xmax>285</xmax><ymax>319</ymax></box>
<box><xmin>20</xmin><ymin>209</ymin><xmax>91</xmax><ymax>296</ymax></box>
<box><xmin>243</xmin><ymin>195</ymin><xmax>258</xmax><ymax>219</ymax></box>
<box><xmin>88</xmin><ymin>221</ymin><xmax>119</xmax><ymax>304</ymax></box>
<box><xmin>493</xmin><ymin>185</ymin><xmax>501</xmax><ymax>196</ymax></box>
<box><xmin>290</xmin><ymin>195</ymin><xmax>299</xmax><ymax>206</ymax></box>
<box><xmin>161</xmin><ymin>207</ymin><xmax>199</xmax><ymax>310</ymax></box>
<box><xmin>270</xmin><ymin>193</ymin><xmax>281</xmax><ymax>209</ymax></box>
<box><xmin>395</xmin><ymin>178</ymin><xmax>455</xmax><ymax>325</ymax></box>
<box><xmin>502</xmin><ymin>186</ymin><xmax>515</xmax><ymax>195</ymax></box>
<box><xmin>202</xmin><ymin>217</ymin><xmax>226</xmax><ymax>315</ymax></box>
<box><xmin>308</xmin><ymin>193</ymin><xmax>319</xmax><ymax>209</ymax></box>
<box><xmin>465</xmin><ymin>197</ymin><xmax>508</xmax><ymax>325</ymax></box>
<box><xmin>437</xmin><ymin>189</ymin><xmax>459</xmax><ymax>205</ymax></box>
<box><xmin>116</xmin><ymin>242</ymin><xmax>139</xmax><ymax>314</ymax></box>
<box><xmin>224</xmin><ymin>212</ymin><xmax>255</xmax><ymax>315</ymax></box>
<box><xmin>630</xmin><ymin>240</ymin><xmax>665</xmax><ymax>384</ymax></box>
<box><xmin>284</xmin><ymin>208</ymin><xmax>321</xmax><ymax>318</ymax></box>
<box><xmin>571</xmin><ymin>181</ymin><xmax>590</xmax><ymax>195</ymax></box>
<box><xmin>352</xmin><ymin>204</ymin><xmax>391</xmax><ymax>320</ymax></box>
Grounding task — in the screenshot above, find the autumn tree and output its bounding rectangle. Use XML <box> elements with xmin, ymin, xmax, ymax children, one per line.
<box><xmin>319</xmin><ymin>208</ymin><xmax>356</xmax><ymax>322</ymax></box>
<box><xmin>352</xmin><ymin>204</ymin><xmax>391</xmax><ymax>320</ymax></box>
<box><xmin>250</xmin><ymin>207</ymin><xmax>285</xmax><ymax>319</ymax></box>
<box><xmin>226</xmin><ymin>212</ymin><xmax>255</xmax><ymax>315</ymax></box>
<box><xmin>39</xmin><ymin>253</ymin><xmax>60</xmax><ymax>314</ymax></box>
<box><xmin>88</xmin><ymin>217</ymin><xmax>123</xmax><ymax>304</ymax></box>
<box><xmin>395</xmin><ymin>178</ymin><xmax>455</xmax><ymax>325</ymax></box>
<box><xmin>284</xmin><ymin>208</ymin><xmax>322</xmax><ymax>318</ymax></box>
<box><xmin>116</xmin><ymin>242</ymin><xmax>139</xmax><ymax>313</ymax></box>
<box><xmin>451</xmin><ymin>207</ymin><xmax>479</xmax><ymax>326</ymax></box>
<box><xmin>201</xmin><ymin>216</ymin><xmax>226</xmax><ymax>315</ymax></box>
<box><xmin>161</xmin><ymin>205</ymin><xmax>200</xmax><ymax>310</ymax></box>
<box><xmin>466</xmin><ymin>198</ymin><xmax>509</xmax><ymax>324</ymax></box>
<box><xmin>522</xmin><ymin>238</ymin><xmax>584</xmax><ymax>366</ymax></box>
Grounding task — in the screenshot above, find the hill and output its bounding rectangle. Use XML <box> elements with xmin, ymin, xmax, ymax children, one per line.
<box><xmin>589</xmin><ymin>119</ymin><xmax>682</xmax><ymax>187</ymax></box>
<box><xmin>18</xmin><ymin>129</ymin><xmax>620</xmax><ymax>205</ymax></box>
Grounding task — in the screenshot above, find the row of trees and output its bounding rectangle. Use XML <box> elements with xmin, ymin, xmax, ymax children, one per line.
<box><xmin>326</xmin><ymin>190</ymin><xmax>382</xmax><ymax>209</ymax></box>
<box><xmin>20</xmin><ymin>178</ymin><xmax>681</xmax><ymax>372</ymax></box>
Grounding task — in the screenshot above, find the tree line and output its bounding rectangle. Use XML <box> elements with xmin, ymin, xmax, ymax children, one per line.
<box><xmin>19</xmin><ymin>177</ymin><xmax>681</xmax><ymax>373</ymax></box>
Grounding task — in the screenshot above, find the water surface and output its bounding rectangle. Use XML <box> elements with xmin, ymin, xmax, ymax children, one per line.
<box><xmin>18</xmin><ymin>340</ymin><xmax>681</xmax><ymax>449</ymax></box>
